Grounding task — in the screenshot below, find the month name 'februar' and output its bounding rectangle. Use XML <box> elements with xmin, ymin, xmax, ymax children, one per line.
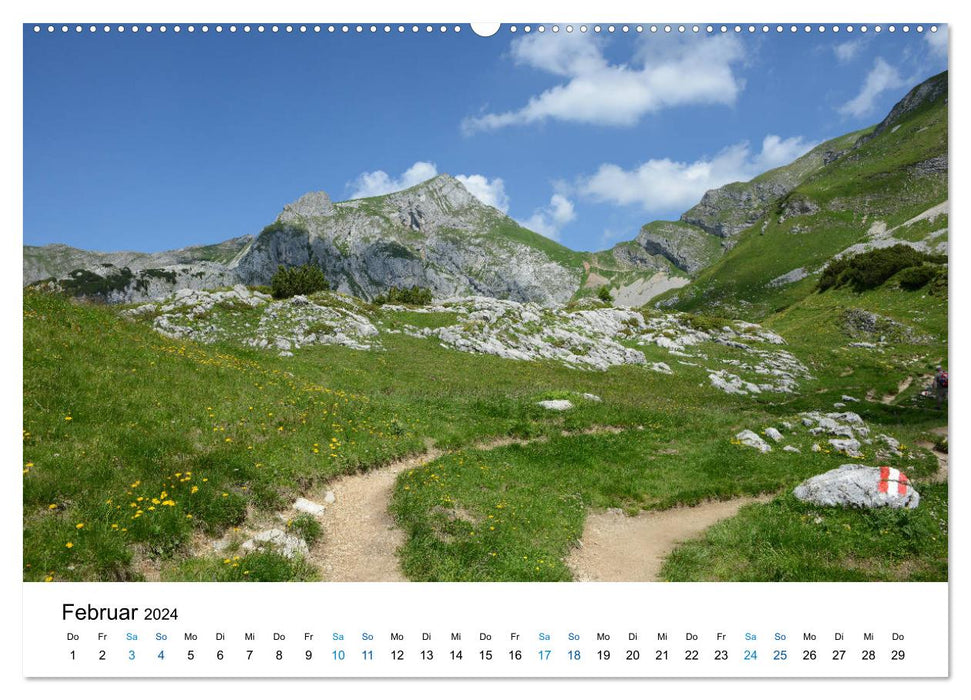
<box><xmin>62</xmin><ymin>603</ymin><xmax>138</xmax><ymax>621</ymax></box>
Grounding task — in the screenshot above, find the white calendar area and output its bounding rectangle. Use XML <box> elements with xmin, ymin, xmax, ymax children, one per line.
<box><xmin>23</xmin><ymin>582</ymin><xmax>947</xmax><ymax>677</ymax></box>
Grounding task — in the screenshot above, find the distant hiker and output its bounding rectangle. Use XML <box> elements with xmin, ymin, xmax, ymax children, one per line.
<box><xmin>934</xmin><ymin>366</ymin><xmax>948</xmax><ymax>409</ymax></box>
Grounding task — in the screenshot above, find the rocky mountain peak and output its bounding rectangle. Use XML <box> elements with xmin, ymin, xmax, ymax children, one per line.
<box><xmin>278</xmin><ymin>191</ymin><xmax>335</xmax><ymax>222</ymax></box>
<box><xmin>387</xmin><ymin>173</ymin><xmax>477</xmax><ymax>213</ymax></box>
<box><xmin>378</xmin><ymin>174</ymin><xmax>481</xmax><ymax>233</ymax></box>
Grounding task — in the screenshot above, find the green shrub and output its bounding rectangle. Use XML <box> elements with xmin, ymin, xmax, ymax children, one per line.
<box><xmin>60</xmin><ymin>267</ymin><xmax>134</xmax><ymax>298</ymax></box>
<box><xmin>373</xmin><ymin>286</ymin><xmax>433</xmax><ymax>306</ymax></box>
<box><xmin>270</xmin><ymin>264</ymin><xmax>329</xmax><ymax>299</ymax></box>
<box><xmin>681</xmin><ymin>312</ymin><xmax>730</xmax><ymax>333</ymax></box>
<box><xmin>818</xmin><ymin>245</ymin><xmax>946</xmax><ymax>292</ymax></box>
<box><xmin>928</xmin><ymin>267</ymin><xmax>948</xmax><ymax>296</ymax></box>
<box><xmin>596</xmin><ymin>286</ymin><xmax>613</xmax><ymax>303</ymax></box>
<box><xmin>142</xmin><ymin>268</ymin><xmax>178</xmax><ymax>284</ymax></box>
<box><xmin>896</xmin><ymin>264</ymin><xmax>939</xmax><ymax>291</ymax></box>
<box><xmin>817</xmin><ymin>257</ymin><xmax>849</xmax><ymax>292</ymax></box>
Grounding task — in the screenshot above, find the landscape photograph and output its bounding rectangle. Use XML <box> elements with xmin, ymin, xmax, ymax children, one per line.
<box><xmin>22</xmin><ymin>24</ymin><xmax>948</xmax><ymax>583</ymax></box>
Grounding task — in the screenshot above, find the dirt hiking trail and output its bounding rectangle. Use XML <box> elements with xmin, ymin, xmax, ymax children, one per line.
<box><xmin>918</xmin><ymin>425</ymin><xmax>949</xmax><ymax>484</ymax></box>
<box><xmin>566</xmin><ymin>495</ymin><xmax>774</xmax><ymax>582</ymax></box>
<box><xmin>309</xmin><ymin>450</ymin><xmax>441</xmax><ymax>582</ymax></box>
<box><xmin>302</xmin><ymin>430</ymin><xmax>775</xmax><ymax>582</ymax></box>
<box><xmin>308</xmin><ymin>435</ymin><xmax>557</xmax><ymax>581</ymax></box>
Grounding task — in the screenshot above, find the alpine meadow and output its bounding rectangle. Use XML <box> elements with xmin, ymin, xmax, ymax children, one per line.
<box><xmin>23</xmin><ymin>67</ymin><xmax>948</xmax><ymax>584</ymax></box>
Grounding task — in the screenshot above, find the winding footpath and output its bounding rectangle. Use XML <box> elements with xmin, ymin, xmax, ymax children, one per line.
<box><xmin>566</xmin><ymin>495</ymin><xmax>773</xmax><ymax>582</ymax></box>
<box><xmin>304</xmin><ymin>429</ymin><xmax>770</xmax><ymax>582</ymax></box>
<box><xmin>309</xmin><ymin>449</ymin><xmax>442</xmax><ymax>582</ymax></box>
<box><xmin>215</xmin><ymin>422</ymin><xmax>950</xmax><ymax>582</ymax></box>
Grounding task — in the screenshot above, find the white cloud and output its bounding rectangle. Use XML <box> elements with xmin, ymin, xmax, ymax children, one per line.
<box><xmin>578</xmin><ymin>135</ymin><xmax>815</xmax><ymax>213</ymax></box>
<box><xmin>754</xmin><ymin>135</ymin><xmax>814</xmax><ymax>171</ymax></box>
<box><xmin>511</xmin><ymin>30</ymin><xmax>606</xmax><ymax>77</ymax></box>
<box><xmin>348</xmin><ymin>161</ymin><xmax>439</xmax><ymax>199</ymax></box>
<box><xmin>839</xmin><ymin>58</ymin><xmax>906</xmax><ymax>118</ymax></box>
<box><xmin>454</xmin><ymin>174</ymin><xmax>509</xmax><ymax>212</ymax></box>
<box><xmin>463</xmin><ymin>33</ymin><xmax>745</xmax><ymax>133</ymax></box>
<box><xmin>926</xmin><ymin>27</ymin><xmax>948</xmax><ymax>58</ymax></box>
<box><xmin>348</xmin><ymin>163</ymin><xmax>508</xmax><ymax>212</ymax></box>
<box><xmin>834</xmin><ymin>40</ymin><xmax>862</xmax><ymax>63</ymax></box>
<box><xmin>519</xmin><ymin>194</ymin><xmax>576</xmax><ymax>241</ymax></box>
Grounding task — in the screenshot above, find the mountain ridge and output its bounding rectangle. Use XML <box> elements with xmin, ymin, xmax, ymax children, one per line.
<box><xmin>659</xmin><ymin>70</ymin><xmax>948</xmax><ymax>319</ymax></box>
<box><xmin>24</xmin><ymin>71</ymin><xmax>947</xmax><ymax>311</ymax></box>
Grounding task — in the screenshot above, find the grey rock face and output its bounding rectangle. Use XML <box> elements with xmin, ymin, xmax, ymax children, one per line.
<box><xmin>822</xmin><ymin>149</ymin><xmax>847</xmax><ymax>165</ymax></box>
<box><xmin>608</xmin><ymin>241</ymin><xmax>670</xmax><ymax>272</ymax></box>
<box><xmin>28</xmin><ymin>175</ymin><xmax>582</xmax><ymax>306</ymax></box>
<box><xmin>778</xmin><ymin>195</ymin><xmax>820</xmax><ymax>222</ymax></box>
<box><xmin>23</xmin><ymin>237</ymin><xmax>253</xmax><ymax>287</ymax></box>
<box><xmin>793</xmin><ymin>464</ymin><xmax>920</xmax><ymax>509</ymax></box>
<box><xmin>37</xmin><ymin>262</ymin><xmax>241</xmax><ymax>304</ymax></box>
<box><xmin>764</xmin><ymin>427</ymin><xmax>784</xmax><ymax>442</ymax></box>
<box><xmin>633</xmin><ymin>221</ymin><xmax>721</xmax><ymax>274</ymax></box>
<box><xmin>279</xmin><ymin>191</ymin><xmax>334</xmax><ymax>222</ymax></box>
<box><xmin>682</xmin><ymin>179</ymin><xmax>793</xmax><ymax>239</ymax></box>
<box><xmin>232</xmin><ymin>175</ymin><xmax>581</xmax><ymax>306</ymax></box>
<box><xmin>910</xmin><ymin>154</ymin><xmax>948</xmax><ymax>177</ymax></box>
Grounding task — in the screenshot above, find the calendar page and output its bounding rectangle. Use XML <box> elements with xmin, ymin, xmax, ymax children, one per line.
<box><xmin>13</xmin><ymin>0</ymin><xmax>959</xmax><ymax>694</ymax></box>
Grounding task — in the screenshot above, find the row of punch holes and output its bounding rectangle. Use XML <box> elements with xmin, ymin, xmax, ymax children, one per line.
<box><xmin>32</xmin><ymin>24</ymin><xmax>940</xmax><ymax>35</ymax></box>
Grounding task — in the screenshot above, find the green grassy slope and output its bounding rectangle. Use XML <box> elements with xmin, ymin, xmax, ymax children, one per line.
<box><xmin>22</xmin><ymin>74</ymin><xmax>949</xmax><ymax>584</ymax></box>
<box><xmin>24</xmin><ymin>287</ymin><xmax>946</xmax><ymax>582</ymax></box>
<box><xmin>661</xmin><ymin>73</ymin><xmax>947</xmax><ymax>320</ymax></box>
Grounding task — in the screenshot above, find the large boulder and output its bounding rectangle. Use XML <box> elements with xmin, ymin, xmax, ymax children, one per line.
<box><xmin>793</xmin><ymin>464</ymin><xmax>920</xmax><ymax>509</ymax></box>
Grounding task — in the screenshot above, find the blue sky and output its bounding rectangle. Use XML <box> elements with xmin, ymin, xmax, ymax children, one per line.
<box><xmin>23</xmin><ymin>23</ymin><xmax>947</xmax><ymax>253</ymax></box>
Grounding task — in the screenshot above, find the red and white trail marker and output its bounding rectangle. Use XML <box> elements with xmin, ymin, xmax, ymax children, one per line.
<box><xmin>878</xmin><ymin>466</ymin><xmax>910</xmax><ymax>495</ymax></box>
